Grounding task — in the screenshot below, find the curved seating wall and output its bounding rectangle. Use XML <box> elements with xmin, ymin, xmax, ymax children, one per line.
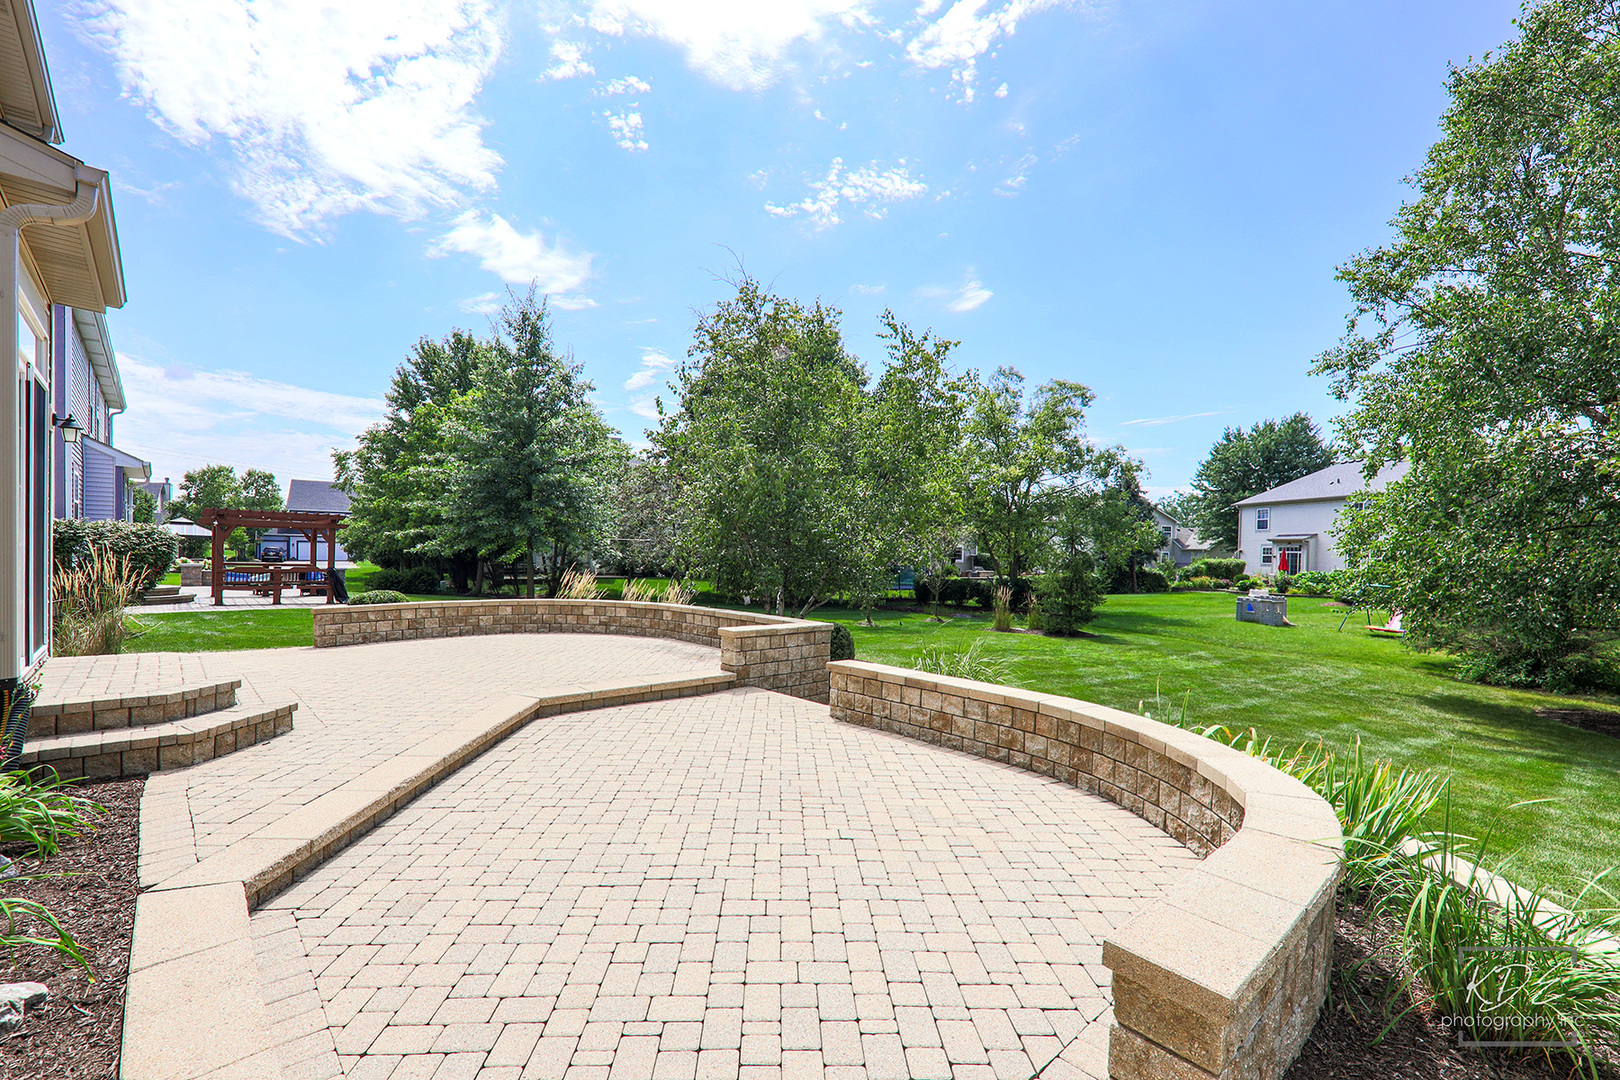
<box><xmin>311</xmin><ymin>599</ymin><xmax>833</xmax><ymax>702</ymax></box>
<box><xmin>828</xmin><ymin>660</ymin><xmax>1341</xmax><ymax>1080</ymax></box>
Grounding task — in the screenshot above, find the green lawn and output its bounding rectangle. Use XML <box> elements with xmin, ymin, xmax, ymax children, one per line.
<box><xmin>120</xmin><ymin>586</ymin><xmax>1620</xmax><ymax>895</ymax></box>
<box><xmin>832</xmin><ymin>592</ymin><xmax>1620</xmax><ymax>898</ymax></box>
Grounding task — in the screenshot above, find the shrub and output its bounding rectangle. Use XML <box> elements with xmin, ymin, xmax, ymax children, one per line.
<box><xmin>1187</xmin><ymin>557</ymin><xmax>1244</xmax><ymax>581</ymax></box>
<box><xmin>829</xmin><ymin>623</ymin><xmax>855</xmax><ymax>661</ymax></box>
<box><xmin>992</xmin><ymin>585</ymin><xmax>1014</xmax><ymax>632</ymax></box>
<box><xmin>52</xmin><ymin>519</ymin><xmax>177</xmax><ymax>590</ymax></box>
<box><xmin>1105</xmin><ymin>565</ymin><xmax>1171</xmax><ymax>594</ymax></box>
<box><xmin>368</xmin><ymin>566</ymin><xmax>442</xmax><ymax>594</ymax></box>
<box><xmin>1274</xmin><ymin>573</ymin><xmax>1294</xmax><ymax>594</ymax></box>
<box><xmin>348</xmin><ymin>589</ymin><xmax>408</xmax><ymax>605</ymax></box>
<box><xmin>557</xmin><ymin>565</ymin><xmax>603</xmax><ymax>599</ymax></box>
<box><xmin>1025</xmin><ymin>598</ymin><xmax>1046</xmax><ymax>631</ymax></box>
<box><xmin>1183</xmin><ymin>576</ymin><xmax>1217</xmax><ymax>590</ymax></box>
<box><xmin>1036</xmin><ymin>554</ymin><xmax>1103</xmax><ymax>635</ymax></box>
<box><xmin>912</xmin><ymin>638</ymin><xmax>1008</xmax><ymax>683</ymax></box>
<box><xmin>52</xmin><ymin>548</ymin><xmax>143</xmax><ymax>656</ymax></box>
<box><xmin>620</xmin><ymin>578</ymin><xmax>659</xmax><ymax>602</ymax></box>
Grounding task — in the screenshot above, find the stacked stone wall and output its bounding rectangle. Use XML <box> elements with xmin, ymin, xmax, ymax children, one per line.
<box><xmin>828</xmin><ymin>660</ymin><xmax>1341</xmax><ymax>1080</ymax></box>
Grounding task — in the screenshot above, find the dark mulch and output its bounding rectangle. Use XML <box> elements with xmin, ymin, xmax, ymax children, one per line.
<box><xmin>0</xmin><ymin>776</ymin><xmax>142</xmax><ymax>1080</ymax></box>
<box><xmin>1536</xmin><ymin>706</ymin><xmax>1620</xmax><ymax>740</ymax></box>
<box><xmin>1286</xmin><ymin>894</ymin><xmax>1619</xmax><ymax>1080</ymax></box>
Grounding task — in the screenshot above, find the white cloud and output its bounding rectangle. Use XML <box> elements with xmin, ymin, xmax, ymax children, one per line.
<box><xmin>583</xmin><ymin>0</ymin><xmax>873</xmax><ymax>90</ymax></box>
<box><xmin>623</xmin><ymin>348</ymin><xmax>676</xmax><ymax>392</ymax></box>
<box><xmin>1119</xmin><ymin>411</ymin><xmax>1230</xmax><ymax>428</ymax></box>
<box><xmin>849</xmin><ymin>283</ymin><xmax>887</xmax><ymax>295</ymax></box>
<box><xmin>460</xmin><ymin>292</ymin><xmax>505</xmax><ymax>315</ymax></box>
<box><xmin>115</xmin><ymin>353</ymin><xmax>386</xmax><ymax>489</ymax></box>
<box><xmin>995</xmin><ymin>152</ymin><xmax>1038</xmax><ymax>196</ymax></box>
<box><xmin>82</xmin><ymin>0</ymin><xmax>504</xmax><ymax>237</ymax></box>
<box><xmin>544</xmin><ymin>39</ymin><xmax>595</xmax><ymax>79</ymax></box>
<box><xmin>765</xmin><ymin>157</ymin><xmax>927</xmax><ymax>229</ymax></box>
<box><xmin>603</xmin><ymin>110</ymin><xmax>649</xmax><ymax>151</ymax></box>
<box><xmin>994</xmin><ymin>81</ymin><xmax>1009</xmax><ymax>98</ymax></box>
<box><xmin>904</xmin><ymin>0</ymin><xmax>1098</xmax><ymax>101</ymax></box>
<box><xmin>433</xmin><ymin>212</ymin><xmax>596</xmax><ymax>308</ymax></box>
<box><xmin>919</xmin><ymin>269</ymin><xmax>993</xmax><ymax>312</ymax></box>
<box><xmin>596</xmin><ymin>75</ymin><xmax>652</xmax><ymax>96</ymax></box>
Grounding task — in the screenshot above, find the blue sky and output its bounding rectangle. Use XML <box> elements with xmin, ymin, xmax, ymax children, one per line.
<box><xmin>44</xmin><ymin>0</ymin><xmax>1522</xmax><ymax>500</ymax></box>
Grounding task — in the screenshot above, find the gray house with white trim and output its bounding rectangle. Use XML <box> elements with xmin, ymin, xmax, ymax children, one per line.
<box><xmin>1234</xmin><ymin>461</ymin><xmax>1408</xmax><ymax>576</ymax></box>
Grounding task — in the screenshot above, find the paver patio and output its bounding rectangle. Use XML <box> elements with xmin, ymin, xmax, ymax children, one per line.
<box><xmin>50</xmin><ymin>633</ymin><xmax>1203</xmax><ymax>1079</ymax></box>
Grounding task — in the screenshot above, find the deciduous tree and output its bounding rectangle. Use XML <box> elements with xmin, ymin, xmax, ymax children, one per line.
<box><xmin>1186</xmin><ymin>414</ymin><xmax>1336</xmax><ymax>550</ymax></box>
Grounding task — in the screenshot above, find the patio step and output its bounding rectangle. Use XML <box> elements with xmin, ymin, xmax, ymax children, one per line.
<box><xmin>28</xmin><ymin>678</ymin><xmax>241</xmax><ymax>739</ymax></box>
<box><xmin>18</xmin><ymin>701</ymin><xmax>297</xmax><ymax>780</ymax></box>
<box><xmin>133</xmin><ymin>585</ymin><xmax>194</xmax><ymax>606</ymax></box>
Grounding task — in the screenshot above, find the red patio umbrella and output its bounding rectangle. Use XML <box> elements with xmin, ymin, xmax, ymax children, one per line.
<box><xmin>1275</xmin><ymin>547</ymin><xmax>1290</xmax><ymax>574</ymax></box>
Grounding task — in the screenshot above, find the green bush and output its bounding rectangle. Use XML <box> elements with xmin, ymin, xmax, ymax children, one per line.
<box><xmin>368</xmin><ymin>566</ymin><xmax>442</xmax><ymax>594</ymax></box>
<box><xmin>912</xmin><ymin>638</ymin><xmax>1009</xmax><ymax>683</ymax></box>
<box><xmin>52</xmin><ymin>519</ymin><xmax>178</xmax><ymax>590</ymax></box>
<box><xmin>1274</xmin><ymin>574</ymin><xmax>1294</xmax><ymax>594</ymax></box>
<box><xmin>1036</xmin><ymin>554</ymin><xmax>1103</xmax><ymax>635</ymax></box>
<box><xmin>1106</xmin><ymin>565</ymin><xmax>1170</xmax><ymax>593</ymax></box>
<box><xmin>829</xmin><ymin>623</ymin><xmax>855</xmax><ymax>662</ymax></box>
<box><xmin>1183</xmin><ymin>576</ymin><xmax>1218</xmax><ymax>590</ymax></box>
<box><xmin>348</xmin><ymin>589</ymin><xmax>409</xmax><ymax>605</ymax></box>
<box><xmin>1187</xmin><ymin>557</ymin><xmax>1244</xmax><ymax>581</ymax></box>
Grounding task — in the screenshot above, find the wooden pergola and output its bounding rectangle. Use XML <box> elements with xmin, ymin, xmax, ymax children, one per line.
<box><xmin>194</xmin><ymin>508</ymin><xmax>346</xmax><ymax>605</ymax></box>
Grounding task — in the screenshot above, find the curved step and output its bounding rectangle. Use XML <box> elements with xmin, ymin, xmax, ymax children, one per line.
<box><xmin>19</xmin><ymin>701</ymin><xmax>296</xmax><ymax>779</ymax></box>
<box><xmin>29</xmin><ymin>678</ymin><xmax>240</xmax><ymax>738</ymax></box>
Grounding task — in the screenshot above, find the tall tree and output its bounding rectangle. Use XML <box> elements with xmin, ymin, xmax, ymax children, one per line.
<box><xmin>1317</xmin><ymin>0</ymin><xmax>1620</xmax><ymax>684</ymax></box>
<box><xmin>964</xmin><ymin>368</ymin><xmax>1099</xmax><ymax>581</ymax></box>
<box><xmin>1186</xmin><ymin>414</ymin><xmax>1336</xmax><ymax>550</ymax></box>
<box><xmin>865</xmin><ymin>312</ymin><xmax>974</xmax><ymax>618</ymax></box>
<box><xmin>437</xmin><ymin>294</ymin><xmax>626</xmax><ymax>597</ymax></box>
<box><xmin>168</xmin><ymin>464</ymin><xmax>239</xmax><ymax>523</ymax></box>
<box><xmin>655</xmin><ymin>276</ymin><xmax>868</xmax><ymax>616</ymax></box>
<box><xmin>335</xmin><ymin>329</ymin><xmax>483</xmax><ymax>586</ymax></box>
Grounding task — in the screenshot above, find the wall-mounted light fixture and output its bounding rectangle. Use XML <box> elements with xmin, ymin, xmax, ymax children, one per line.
<box><xmin>52</xmin><ymin>414</ymin><xmax>82</xmax><ymax>444</ymax></box>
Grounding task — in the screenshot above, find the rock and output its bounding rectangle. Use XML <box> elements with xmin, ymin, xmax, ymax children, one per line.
<box><xmin>0</xmin><ymin>983</ymin><xmax>49</xmax><ymax>1010</ymax></box>
<box><xmin>0</xmin><ymin>855</ymin><xmax>17</xmax><ymax>880</ymax></box>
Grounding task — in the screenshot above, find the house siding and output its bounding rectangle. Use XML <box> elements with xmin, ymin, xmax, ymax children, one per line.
<box><xmin>1237</xmin><ymin>497</ymin><xmax>1351</xmax><ymax>576</ymax></box>
<box><xmin>81</xmin><ymin>442</ymin><xmax>117</xmax><ymax>521</ymax></box>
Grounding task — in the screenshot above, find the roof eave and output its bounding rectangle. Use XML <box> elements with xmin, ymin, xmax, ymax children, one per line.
<box><xmin>0</xmin><ymin>130</ymin><xmax>126</xmax><ymax>311</ymax></box>
<box><xmin>71</xmin><ymin>306</ymin><xmax>123</xmax><ymax>410</ymax></box>
<box><xmin>3</xmin><ymin>0</ymin><xmax>61</xmax><ymax>144</ymax></box>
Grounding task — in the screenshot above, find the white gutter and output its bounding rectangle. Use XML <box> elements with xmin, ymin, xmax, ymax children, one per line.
<box><xmin>0</xmin><ymin>170</ymin><xmax>99</xmax><ymax>682</ymax></box>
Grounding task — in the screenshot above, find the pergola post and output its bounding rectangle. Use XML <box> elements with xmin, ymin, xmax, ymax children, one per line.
<box><xmin>210</xmin><ymin>510</ymin><xmax>225</xmax><ymax>606</ymax></box>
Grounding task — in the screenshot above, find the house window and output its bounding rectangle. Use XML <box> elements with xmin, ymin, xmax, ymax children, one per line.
<box><xmin>1255</xmin><ymin>507</ymin><xmax>1270</xmax><ymax>531</ymax></box>
<box><xmin>1261</xmin><ymin>545</ymin><xmax>1273</xmax><ymax>566</ymax></box>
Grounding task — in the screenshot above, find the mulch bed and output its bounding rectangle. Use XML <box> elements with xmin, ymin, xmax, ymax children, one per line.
<box><xmin>0</xmin><ymin>776</ymin><xmax>142</xmax><ymax>1080</ymax></box>
<box><xmin>1536</xmin><ymin>706</ymin><xmax>1620</xmax><ymax>740</ymax></box>
<box><xmin>1286</xmin><ymin>893</ymin><xmax>1618</xmax><ymax>1080</ymax></box>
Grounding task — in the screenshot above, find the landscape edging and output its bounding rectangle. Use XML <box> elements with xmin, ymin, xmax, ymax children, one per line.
<box><xmin>827</xmin><ymin>659</ymin><xmax>1343</xmax><ymax>1080</ymax></box>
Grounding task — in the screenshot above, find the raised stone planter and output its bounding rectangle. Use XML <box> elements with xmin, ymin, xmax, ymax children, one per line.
<box><xmin>828</xmin><ymin>660</ymin><xmax>1342</xmax><ymax>1080</ymax></box>
<box><xmin>310</xmin><ymin>599</ymin><xmax>834</xmax><ymax>702</ymax></box>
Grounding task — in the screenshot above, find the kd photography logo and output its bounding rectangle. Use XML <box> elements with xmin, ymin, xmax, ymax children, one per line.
<box><xmin>1437</xmin><ymin>945</ymin><xmax>1584</xmax><ymax>1049</ymax></box>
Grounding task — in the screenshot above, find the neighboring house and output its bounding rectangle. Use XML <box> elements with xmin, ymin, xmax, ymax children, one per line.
<box><xmin>54</xmin><ymin>306</ymin><xmax>148</xmax><ymax>521</ymax></box>
<box><xmin>257</xmin><ymin>480</ymin><xmax>353</xmax><ymax>563</ymax></box>
<box><xmin>137</xmin><ymin>476</ymin><xmax>173</xmax><ymax>518</ymax></box>
<box><xmin>0</xmin><ymin>0</ymin><xmax>127</xmax><ymax>683</ymax></box>
<box><xmin>1149</xmin><ymin>507</ymin><xmax>1217</xmax><ymax>568</ymax></box>
<box><xmin>1234</xmin><ymin>461</ymin><xmax>1409</xmax><ymax>576</ymax></box>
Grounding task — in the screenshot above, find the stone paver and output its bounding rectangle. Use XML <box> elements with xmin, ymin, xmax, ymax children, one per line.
<box><xmin>88</xmin><ymin>635</ymin><xmax>725</xmax><ymax>880</ymax></box>
<box><xmin>251</xmin><ymin>687</ymin><xmax>1195</xmax><ymax>1079</ymax></box>
<box><xmin>39</xmin><ymin>651</ymin><xmax>210</xmax><ymax>706</ymax></box>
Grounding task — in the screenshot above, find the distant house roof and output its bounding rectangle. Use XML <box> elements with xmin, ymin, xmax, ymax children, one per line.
<box><xmin>1175</xmin><ymin>527</ymin><xmax>1214</xmax><ymax>551</ymax></box>
<box><xmin>1234</xmin><ymin>461</ymin><xmax>1409</xmax><ymax>507</ymax></box>
<box><xmin>285</xmin><ymin>479</ymin><xmax>351</xmax><ymax>515</ymax></box>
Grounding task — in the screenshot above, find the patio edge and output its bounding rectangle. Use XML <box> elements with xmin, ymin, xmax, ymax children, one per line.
<box><xmin>827</xmin><ymin>659</ymin><xmax>1342</xmax><ymax>1080</ymax></box>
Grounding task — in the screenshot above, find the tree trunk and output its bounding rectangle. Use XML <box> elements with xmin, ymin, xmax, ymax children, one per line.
<box><xmin>526</xmin><ymin>543</ymin><xmax>536</xmax><ymax>599</ymax></box>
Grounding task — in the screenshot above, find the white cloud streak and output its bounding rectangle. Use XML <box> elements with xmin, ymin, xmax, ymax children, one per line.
<box><xmin>904</xmin><ymin>0</ymin><xmax>1099</xmax><ymax>101</ymax></box>
<box><xmin>1119</xmin><ymin>411</ymin><xmax>1231</xmax><ymax>428</ymax></box>
<box><xmin>115</xmin><ymin>353</ymin><xmax>385</xmax><ymax>488</ymax></box>
<box><xmin>596</xmin><ymin>75</ymin><xmax>652</xmax><ymax>96</ymax></box>
<box><xmin>918</xmin><ymin>269</ymin><xmax>993</xmax><ymax>312</ymax></box>
<box><xmin>583</xmin><ymin>0</ymin><xmax>873</xmax><ymax>90</ymax></box>
<box><xmin>765</xmin><ymin>157</ymin><xmax>927</xmax><ymax>229</ymax></box>
<box><xmin>432</xmin><ymin>212</ymin><xmax>597</xmax><ymax>308</ymax></box>
<box><xmin>82</xmin><ymin>0</ymin><xmax>504</xmax><ymax>237</ymax></box>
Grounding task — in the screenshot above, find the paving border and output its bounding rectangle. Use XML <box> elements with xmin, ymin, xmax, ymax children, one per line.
<box><xmin>29</xmin><ymin>677</ymin><xmax>241</xmax><ymax>737</ymax></box>
<box><xmin>121</xmin><ymin>671</ymin><xmax>733</xmax><ymax>1080</ymax></box>
<box><xmin>828</xmin><ymin>660</ymin><xmax>1343</xmax><ymax>1080</ymax></box>
<box><xmin>311</xmin><ymin>599</ymin><xmax>833</xmax><ymax>702</ymax></box>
